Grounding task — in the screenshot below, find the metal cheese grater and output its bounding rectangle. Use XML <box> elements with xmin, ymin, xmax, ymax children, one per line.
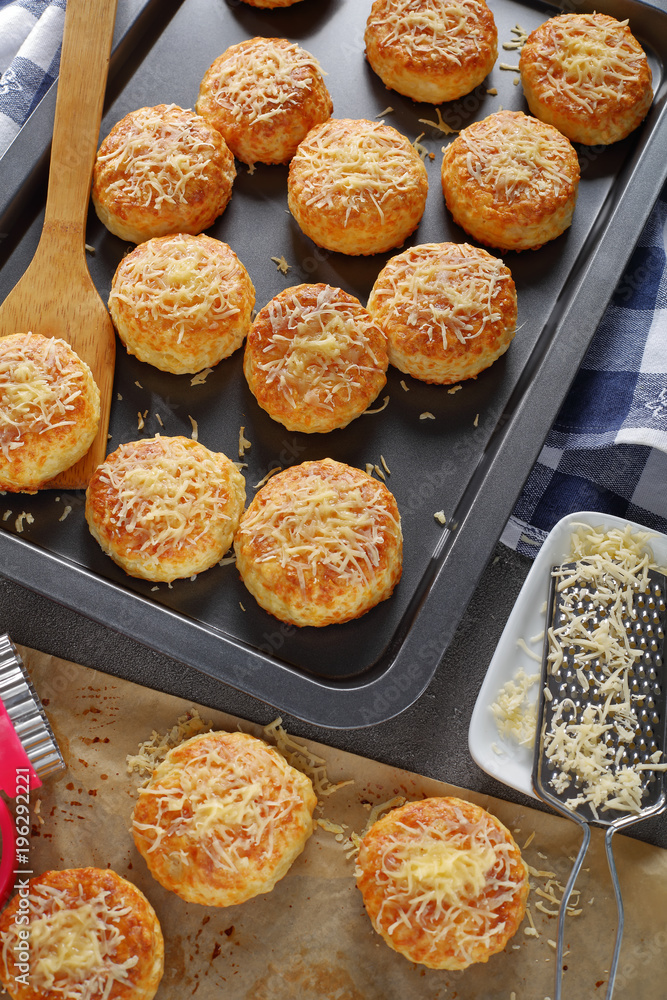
<box><xmin>532</xmin><ymin>562</ymin><xmax>667</xmax><ymax>1000</ymax></box>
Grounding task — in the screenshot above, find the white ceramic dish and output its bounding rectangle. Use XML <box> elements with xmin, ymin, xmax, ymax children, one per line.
<box><xmin>468</xmin><ymin>511</ymin><xmax>667</xmax><ymax>799</ymax></box>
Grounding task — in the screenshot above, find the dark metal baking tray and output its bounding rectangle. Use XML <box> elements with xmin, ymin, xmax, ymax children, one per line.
<box><xmin>1</xmin><ymin>0</ymin><xmax>666</xmax><ymax>729</ymax></box>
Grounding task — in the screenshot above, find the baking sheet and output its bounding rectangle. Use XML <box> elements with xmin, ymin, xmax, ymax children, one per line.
<box><xmin>4</xmin><ymin>644</ymin><xmax>666</xmax><ymax>1000</ymax></box>
<box><xmin>1</xmin><ymin>0</ymin><xmax>667</xmax><ymax>727</ymax></box>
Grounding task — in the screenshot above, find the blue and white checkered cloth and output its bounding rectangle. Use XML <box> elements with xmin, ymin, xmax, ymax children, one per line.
<box><xmin>1</xmin><ymin>0</ymin><xmax>666</xmax><ymax>558</ymax></box>
<box><xmin>0</xmin><ymin>0</ymin><xmax>65</xmax><ymax>156</ymax></box>
<box><xmin>502</xmin><ymin>184</ymin><xmax>667</xmax><ymax>556</ymax></box>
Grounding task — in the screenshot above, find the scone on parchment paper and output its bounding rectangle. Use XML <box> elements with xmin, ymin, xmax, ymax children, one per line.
<box><xmin>132</xmin><ymin>730</ymin><xmax>317</xmax><ymax>906</ymax></box>
<box><xmin>92</xmin><ymin>104</ymin><xmax>236</xmax><ymax>244</ymax></box>
<box><xmin>0</xmin><ymin>867</ymin><xmax>164</xmax><ymax>1000</ymax></box>
<box><xmin>0</xmin><ymin>332</ymin><xmax>100</xmax><ymax>493</ymax></box>
<box><xmin>367</xmin><ymin>242</ymin><xmax>517</xmax><ymax>384</ymax></box>
<box><xmin>85</xmin><ymin>435</ymin><xmax>245</xmax><ymax>583</ymax></box>
<box><xmin>519</xmin><ymin>12</ymin><xmax>653</xmax><ymax>146</ymax></box>
<box><xmin>234</xmin><ymin>458</ymin><xmax>403</xmax><ymax>627</ymax></box>
<box><xmin>244</xmin><ymin>282</ymin><xmax>388</xmax><ymax>432</ymax></box>
<box><xmin>196</xmin><ymin>36</ymin><xmax>332</xmax><ymax>166</ymax></box>
<box><xmin>364</xmin><ymin>0</ymin><xmax>498</xmax><ymax>103</ymax></box>
<box><xmin>108</xmin><ymin>234</ymin><xmax>255</xmax><ymax>375</ymax></box>
<box><xmin>288</xmin><ymin>118</ymin><xmax>428</xmax><ymax>255</ymax></box>
<box><xmin>441</xmin><ymin>109</ymin><xmax>580</xmax><ymax>252</ymax></box>
<box><xmin>356</xmin><ymin>796</ymin><xmax>529</xmax><ymax>970</ymax></box>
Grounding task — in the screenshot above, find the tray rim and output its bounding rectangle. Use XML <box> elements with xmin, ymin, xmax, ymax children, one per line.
<box><xmin>2</xmin><ymin>0</ymin><xmax>667</xmax><ymax>729</ymax></box>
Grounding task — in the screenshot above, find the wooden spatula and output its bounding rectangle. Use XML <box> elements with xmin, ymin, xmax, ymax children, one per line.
<box><xmin>0</xmin><ymin>0</ymin><xmax>118</xmax><ymax>489</ymax></box>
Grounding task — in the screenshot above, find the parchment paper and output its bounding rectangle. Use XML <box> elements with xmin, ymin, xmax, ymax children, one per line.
<box><xmin>5</xmin><ymin>646</ymin><xmax>667</xmax><ymax>1000</ymax></box>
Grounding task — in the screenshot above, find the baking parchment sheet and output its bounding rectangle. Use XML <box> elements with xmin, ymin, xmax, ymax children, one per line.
<box><xmin>4</xmin><ymin>646</ymin><xmax>666</xmax><ymax>1000</ymax></box>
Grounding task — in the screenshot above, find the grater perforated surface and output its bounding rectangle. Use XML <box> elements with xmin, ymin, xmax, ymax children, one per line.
<box><xmin>533</xmin><ymin>564</ymin><xmax>667</xmax><ymax>826</ymax></box>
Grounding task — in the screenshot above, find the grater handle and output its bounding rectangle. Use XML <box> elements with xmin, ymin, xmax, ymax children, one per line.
<box><xmin>553</xmin><ymin>820</ymin><xmax>591</xmax><ymax>1000</ymax></box>
<box><xmin>604</xmin><ymin>826</ymin><xmax>624</xmax><ymax>1000</ymax></box>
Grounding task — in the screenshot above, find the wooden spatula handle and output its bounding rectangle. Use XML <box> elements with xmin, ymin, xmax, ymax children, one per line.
<box><xmin>43</xmin><ymin>0</ymin><xmax>119</xmax><ymax>243</ymax></box>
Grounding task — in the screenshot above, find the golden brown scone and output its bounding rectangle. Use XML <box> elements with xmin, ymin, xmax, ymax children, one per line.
<box><xmin>0</xmin><ymin>867</ymin><xmax>164</xmax><ymax>1000</ymax></box>
<box><xmin>132</xmin><ymin>731</ymin><xmax>317</xmax><ymax>906</ymax></box>
<box><xmin>441</xmin><ymin>110</ymin><xmax>580</xmax><ymax>251</ymax></box>
<box><xmin>196</xmin><ymin>37</ymin><xmax>332</xmax><ymax>165</ymax></box>
<box><xmin>234</xmin><ymin>458</ymin><xmax>402</xmax><ymax>627</ymax></box>
<box><xmin>0</xmin><ymin>332</ymin><xmax>100</xmax><ymax>493</ymax></box>
<box><xmin>288</xmin><ymin>118</ymin><xmax>428</xmax><ymax>255</ymax></box>
<box><xmin>108</xmin><ymin>234</ymin><xmax>255</xmax><ymax>374</ymax></box>
<box><xmin>356</xmin><ymin>796</ymin><xmax>529</xmax><ymax>969</ymax></box>
<box><xmin>519</xmin><ymin>13</ymin><xmax>653</xmax><ymax>145</ymax></box>
<box><xmin>85</xmin><ymin>435</ymin><xmax>246</xmax><ymax>583</ymax></box>
<box><xmin>367</xmin><ymin>242</ymin><xmax>516</xmax><ymax>384</ymax></box>
<box><xmin>92</xmin><ymin>104</ymin><xmax>236</xmax><ymax>243</ymax></box>
<box><xmin>244</xmin><ymin>283</ymin><xmax>388</xmax><ymax>432</ymax></box>
<box><xmin>364</xmin><ymin>0</ymin><xmax>498</xmax><ymax>103</ymax></box>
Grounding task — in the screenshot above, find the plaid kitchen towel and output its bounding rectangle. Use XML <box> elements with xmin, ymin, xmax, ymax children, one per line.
<box><xmin>0</xmin><ymin>0</ymin><xmax>66</xmax><ymax>157</ymax></box>
<box><xmin>502</xmin><ymin>181</ymin><xmax>667</xmax><ymax>556</ymax></box>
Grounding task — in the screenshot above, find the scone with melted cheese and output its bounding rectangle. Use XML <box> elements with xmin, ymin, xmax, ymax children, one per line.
<box><xmin>441</xmin><ymin>109</ymin><xmax>580</xmax><ymax>251</ymax></box>
<box><xmin>519</xmin><ymin>13</ymin><xmax>653</xmax><ymax>145</ymax></box>
<box><xmin>108</xmin><ymin>234</ymin><xmax>255</xmax><ymax>374</ymax></box>
<box><xmin>356</xmin><ymin>796</ymin><xmax>529</xmax><ymax>969</ymax></box>
<box><xmin>0</xmin><ymin>332</ymin><xmax>100</xmax><ymax>492</ymax></box>
<box><xmin>85</xmin><ymin>435</ymin><xmax>246</xmax><ymax>582</ymax></box>
<box><xmin>368</xmin><ymin>242</ymin><xmax>517</xmax><ymax>383</ymax></box>
<box><xmin>244</xmin><ymin>283</ymin><xmax>388</xmax><ymax>432</ymax></box>
<box><xmin>92</xmin><ymin>104</ymin><xmax>236</xmax><ymax>243</ymax></box>
<box><xmin>365</xmin><ymin>0</ymin><xmax>498</xmax><ymax>103</ymax></box>
<box><xmin>234</xmin><ymin>458</ymin><xmax>402</xmax><ymax>627</ymax></box>
<box><xmin>132</xmin><ymin>731</ymin><xmax>317</xmax><ymax>906</ymax></box>
<box><xmin>288</xmin><ymin>118</ymin><xmax>428</xmax><ymax>255</ymax></box>
<box><xmin>196</xmin><ymin>37</ymin><xmax>332</xmax><ymax>165</ymax></box>
<box><xmin>0</xmin><ymin>867</ymin><xmax>164</xmax><ymax>1000</ymax></box>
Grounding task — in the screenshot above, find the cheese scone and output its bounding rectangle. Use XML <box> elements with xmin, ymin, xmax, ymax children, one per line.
<box><xmin>519</xmin><ymin>13</ymin><xmax>653</xmax><ymax>145</ymax></box>
<box><xmin>132</xmin><ymin>731</ymin><xmax>317</xmax><ymax>906</ymax></box>
<box><xmin>108</xmin><ymin>234</ymin><xmax>255</xmax><ymax>374</ymax></box>
<box><xmin>0</xmin><ymin>867</ymin><xmax>164</xmax><ymax>1000</ymax></box>
<box><xmin>441</xmin><ymin>110</ymin><xmax>580</xmax><ymax>251</ymax></box>
<box><xmin>92</xmin><ymin>104</ymin><xmax>236</xmax><ymax>243</ymax></box>
<box><xmin>288</xmin><ymin>118</ymin><xmax>428</xmax><ymax>255</ymax></box>
<box><xmin>365</xmin><ymin>0</ymin><xmax>498</xmax><ymax>103</ymax></box>
<box><xmin>367</xmin><ymin>242</ymin><xmax>516</xmax><ymax>384</ymax></box>
<box><xmin>244</xmin><ymin>283</ymin><xmax>388</xmax><ymax>432</ymax></box>
<box><xmin>234</xmin><ymin>458</ymin><xmax>402</xmax><ymax>627</ymax></box>
<box><xmin>196</xmin><ymin>37</ymin><xmax>332</xmax><ymax>165</ymax></box>
<box><xmin>0</xmin><ymin>332</ymin><xmax>100</xmax><ymax>493</ymax></box>
<box><xmin>85</xmin><ymin>435</ymin><xmax>246</xmax><ymax>582</ymax></box>
<box><xmin>356</xmin><ymin>796</ymin><xmax>529</xmax><ymax>969</ymax></box>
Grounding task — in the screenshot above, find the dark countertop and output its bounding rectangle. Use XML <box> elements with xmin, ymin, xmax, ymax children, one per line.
<box><xmin>3</xmin><ymin>540</ymin><xmax>666</xmax><ymax>851</ymax></box>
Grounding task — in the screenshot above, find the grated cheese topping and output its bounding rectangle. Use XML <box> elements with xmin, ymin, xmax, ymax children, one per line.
<box><xmin>263</xmin><ymin>716</ymin><xmax>353</xmax><ymax>799</ymax></box>
<box><xmin>456</xmin><ymin>111</ymin><xmax>577</xmax><ymax>203</ymax></box>
<box><xmin>237</xmin><ymin>463</ymin><xmax>399</xmax><ymax>589</ymax></box>
<box><xmin>527</xmin><ymin>14</ymin><xmax>650</xmax><ymax>114</ymax></box>
<box><xmin>292</xmin><ymin>119</ymin><xmax>424</xmax><ymax>224</ymax></box>
<box><xmin>257</xmin><ymin>284</ymin><xmax>386</xmax><ymax>411</ymax></box>
<box><xmin>0</xmin><ymin>884</ymin><xmax>139</xmax><ymax>999</ymax></box>
<box><xmin>108</xmin><ymin>236</ymin><xmax>242</xmax><ymax>344</ymax></box>
<box><xmin>132</xmin><ymin>739</ymin><xmax>307</xmax><ymax>868</ymax></box>
<box><xmin>0</xmin><ymin>334</ymin><xmax>88</xmax><ymax>459</ymax></box>
<box><xmin>368</xmin><ymin>0</ymin><xmax>492</xmax><ymax>63</ymax></box>
<box><xmin>96</xmin><ymin>104</ymin><xmax>220</xmax><ymax>210</ymax></box>
<box><xmin>93</xmin><ymin>437</ymin><xmax>234</xmax><ymax>558</ymax></box>
<box><xmin>544</xmin><ymin>524</ymin><xmax>666</xmax><ymax>816</ymax></box>
<box><xmin>370</xmin><ymin>243</ymin><xmax>514</xmax><ymax>350</ymax></box>
<box><xmin>206</xmin><ymin>38</ymin><xmax>326</xmax><ymax>125</ymax></box>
